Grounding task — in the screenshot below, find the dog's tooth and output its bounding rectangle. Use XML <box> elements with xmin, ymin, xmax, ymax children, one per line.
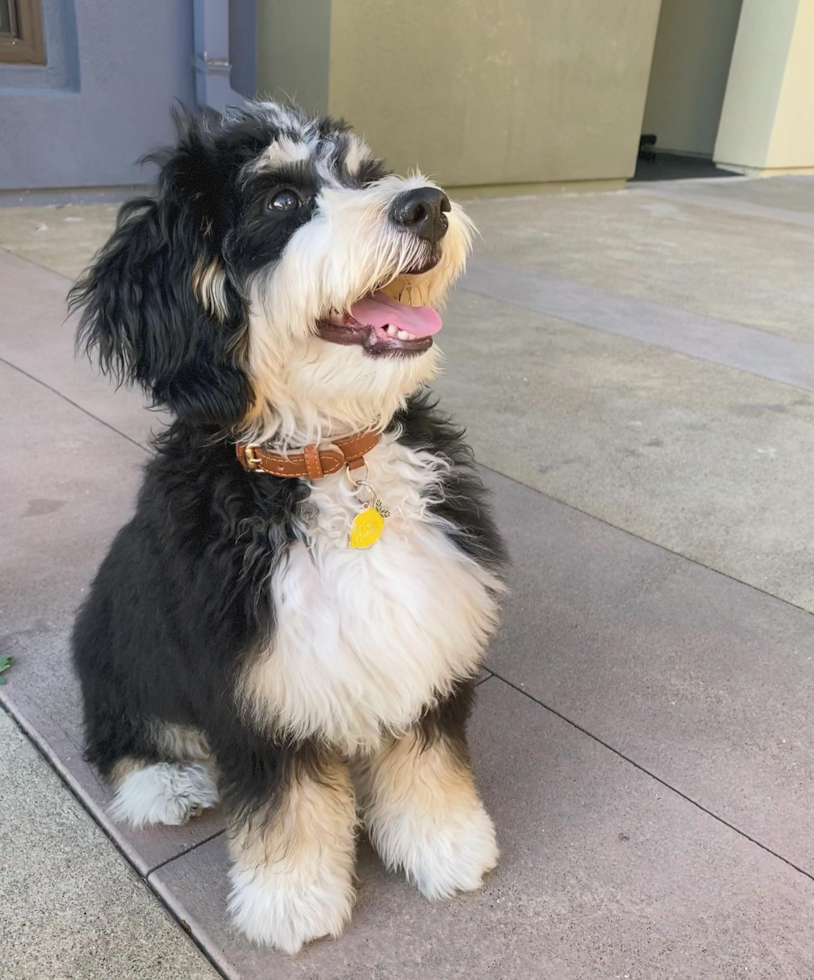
<box><xmin>387</xmin><ymin>324</ymin><xmax>398</xmax><ymax>337</ymax></box>
<box><xmin>397</xmin><ymin>330</ymin><xmax>410</xmax><ymax>340</ymax></box>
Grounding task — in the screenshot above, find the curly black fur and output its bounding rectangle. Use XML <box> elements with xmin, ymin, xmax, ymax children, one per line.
<box><xmin>69</xmin><ymin>103</ymin><xmax>504</xmax><ymax>836</ymax></box>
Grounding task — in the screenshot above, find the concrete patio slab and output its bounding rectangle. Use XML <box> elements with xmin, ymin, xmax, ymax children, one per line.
<box><xmin>463</xmin><ymin>182</ymin><xmax>814</xmax><ymax>343</ymax></box>
<box><xmin>0</xmin><ymin>248</ymin><xmax>164</xmax><ymax>449</ymax></box>
<box><xmin>0</xmin><ymin>710</ymin><xmax>218</xmax><ymax>980</ymax></box>
<box><xmin>151</xmin><ymin>679</ymin><xmax>814</xmax><ymax>980</ymax></box>
<box><xmin>462</xmin><ymin>254</ymin><xmax>814</xmax><ymax>393</ymax></box>
<box><xmin>641</xmin><ymin>174</ymin><xmax>814</xmax><ymax>217</ymax></box>
<box><xmin>0</xmin><ymin>362</ymin><xmax>224</xmax><ymax>873</ymax></box>
<box><xmin>483</xmin><ymin>465</ymin><xmax>814</xmax><ymax>873</ymax></box>
<box><xmin>634</xmin><ymin>185</ymin><xmax>814</xmax><ymax>233</ymax></box>
<box><xmin>434</xmin><ymin>289</ymin><xmax>814</xmax><ymax>611</ymax></box>
<box><xmin>0</xmin><ymin>203</ymin><xmax>118</xmax><ymax>279</ymax></box>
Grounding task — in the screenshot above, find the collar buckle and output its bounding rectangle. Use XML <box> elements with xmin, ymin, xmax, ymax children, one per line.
<box><xmin>243</xmin><ymin>443</ymin><xmax>263</xmax><ymax>472</ymax></box>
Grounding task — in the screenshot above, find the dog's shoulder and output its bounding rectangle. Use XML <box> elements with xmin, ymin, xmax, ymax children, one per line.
<box><xmin>130</xmin><ymin>423</ymin><xmax>305</xmax><ymax>624</ymax></box>
<box><xmin>142</xmin><ymin>421</ymin><xmax>307</xmax><ymax>529</ymax></box>
<box><xmin>392</xmin><ymin>391</ymin><xmax>473</xmax><ymax>463</ymax></box>
<box><xmin>393</xmin><ymin>393</ymin><xmax>508</xmax><ymax>572</ymax></box>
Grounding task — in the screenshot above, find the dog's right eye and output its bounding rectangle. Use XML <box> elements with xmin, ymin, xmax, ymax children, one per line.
<box><xmin>268</xmin><ymin>189</ymin><xmax>301</xmax><ymax>213</ymax></box>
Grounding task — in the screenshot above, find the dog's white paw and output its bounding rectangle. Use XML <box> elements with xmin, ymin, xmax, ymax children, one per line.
<box><xmin>110</xmin><ymin>762</ymin><xmax>219</xmax><ymax>829</ymax></box>
<box><xmin>228</xmin><ymin>862</ymin><xmax>355</xmax><ymax>954</ymax></box>
<box><xmin>372</xmin><ymin>802</ymin><xmax>499</xmax><ymax>901</ymax></box>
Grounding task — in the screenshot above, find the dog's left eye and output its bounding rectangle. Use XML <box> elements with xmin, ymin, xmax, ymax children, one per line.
<box><xmin>268</xmin><ymin>189</ymin><xmax>301</xmax><ymax>213</ymax></box>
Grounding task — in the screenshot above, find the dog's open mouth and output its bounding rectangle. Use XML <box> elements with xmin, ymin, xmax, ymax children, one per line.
<box><xmin>316</xmin><ymin>288</ymin><xmax>442</xmax><ymax>357</ymax></box>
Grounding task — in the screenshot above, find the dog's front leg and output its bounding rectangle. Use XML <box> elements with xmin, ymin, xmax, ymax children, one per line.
<box><xmin>357</xmin><ymin>686</ymin><xmax>498</xmax><ymax>901</ymax></box>
<box><xmin>226</xmin><ymin>749</ymin><xmax>357</xmax><ymax>954</ymax></box>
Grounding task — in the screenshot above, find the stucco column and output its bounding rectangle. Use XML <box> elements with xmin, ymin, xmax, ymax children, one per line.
<box><xmin>714</xmin><ymin>0</ymin><xmax>814</xmax><ymax>176</ymax></box>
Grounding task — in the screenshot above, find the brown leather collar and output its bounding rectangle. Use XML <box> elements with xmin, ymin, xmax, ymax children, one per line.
<box><xmin>236</xmin><ymin>430</ymin><xmax>379</xmax><ymax>479</ymax></box>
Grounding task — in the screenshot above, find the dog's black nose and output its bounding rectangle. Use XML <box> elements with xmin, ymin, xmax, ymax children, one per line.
<box><xmin>391</xmin><ymin>188</ymin><xmax>451</xmax><ymax>244</ymax></box>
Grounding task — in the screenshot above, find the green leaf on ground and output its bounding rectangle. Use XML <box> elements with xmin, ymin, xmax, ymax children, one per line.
<box><xmin>0</xmin><ymin>655</ymin><xmax>14</xmax><ymax>685</ymax></box>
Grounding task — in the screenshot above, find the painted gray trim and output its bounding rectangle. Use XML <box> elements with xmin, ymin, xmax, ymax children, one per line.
<box><xmin>193</xmin><ymin>0</ymin><xmax>245</xmax><ymax>112</ymax></box>
<box><xmin>462</xmin><ymin>256</ymin><xmax>814</xmax><ymax>393</ymax></box>
<box><xmin>633</xmin><ymin>186</ymin><xmax>814</xmax><ymax>231</ymax></box>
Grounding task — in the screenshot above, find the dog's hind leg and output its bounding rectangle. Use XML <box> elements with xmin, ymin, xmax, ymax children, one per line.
<box><xmin>108</xmin><ymin>723</ymin><xmax>220</xmax><ymax>829</ymax></box>
<box><xmin>109</xmin><ymin>758</ymin><xmax>220</xmax><ymax>829</ymax></box>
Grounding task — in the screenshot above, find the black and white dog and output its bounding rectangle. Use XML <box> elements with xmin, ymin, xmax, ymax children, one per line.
<box><xmin>70</xmin><ymin>101</ymin><xmax>506</xmax><ymax>954</ymax></box>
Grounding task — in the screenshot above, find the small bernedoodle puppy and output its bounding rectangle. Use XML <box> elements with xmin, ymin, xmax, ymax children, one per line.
<box><xmin>70</xmin><ymin>101</ymin><xmax>506</xmax><ymax>954</ymax></box>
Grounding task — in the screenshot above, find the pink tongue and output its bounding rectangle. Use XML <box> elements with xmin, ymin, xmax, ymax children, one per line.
<box><xmin>349</xmin><ymin>291</ymin><xmax>442</xmax><ymax>337</ymax></box>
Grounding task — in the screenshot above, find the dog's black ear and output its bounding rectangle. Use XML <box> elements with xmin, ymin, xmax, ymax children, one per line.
<box><xmin>69</xmin><ymin>115</ymin><xmax>250</xmax><ymax>424</ymax></box>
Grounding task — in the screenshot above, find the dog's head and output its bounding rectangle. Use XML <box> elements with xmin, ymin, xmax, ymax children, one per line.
<box><xmin>70</xmin><ymin>101</ymin><xmax>474</xmax><ymax>443</ymax></box>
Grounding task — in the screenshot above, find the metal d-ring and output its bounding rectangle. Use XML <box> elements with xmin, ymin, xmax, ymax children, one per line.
<box><xmin>345</xmin><ymin>462</ymin><xmax>370</xmax><ymax>489</ymax></box>
<box><xmin>354</xmin><ymin>481</ymin><xmax>377</xmax><ymax>507</ymax></box>
<box><xmin>346</xmin><ymin>464</ymin><xmax>376</xmax><ymax>506</ymax></box>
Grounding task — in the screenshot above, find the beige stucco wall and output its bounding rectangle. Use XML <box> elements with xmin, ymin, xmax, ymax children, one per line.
<box><xmin>255</xmin><ymin>0</ymin><xmax>661</xmax><ymax>188</ymax></box>
<box><xmin>642</xmin><ymin>0</ymin><xmax>743</xmax><ymax>157</ymax></box>
<box><xmin>714</xmin><ymin>0</ymin><xmax>814</xmax><ymax>174</ymax></box>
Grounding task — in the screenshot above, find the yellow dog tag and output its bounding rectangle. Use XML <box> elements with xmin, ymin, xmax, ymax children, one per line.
<box><xmin>349</xmin><ymin>498</ymin><xmax>390</xmax><ymax>549</ymax></box>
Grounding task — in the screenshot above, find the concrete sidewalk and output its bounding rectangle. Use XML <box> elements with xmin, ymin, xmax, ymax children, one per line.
<box><xmin>2</xmin><ymin>175</ymin><xmax>814</xmax><ymax>979</ymax></box>
<box><xmin>0</xmin><ymin>710</ymin><xmax>218</xmax><ymax>980</ymax></box>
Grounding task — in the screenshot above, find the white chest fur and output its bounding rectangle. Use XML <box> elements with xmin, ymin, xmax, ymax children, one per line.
<box><xmin>240</xmin><ymin>434</ymin><xmax>502</xmax><ymax>755</ymax></box>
